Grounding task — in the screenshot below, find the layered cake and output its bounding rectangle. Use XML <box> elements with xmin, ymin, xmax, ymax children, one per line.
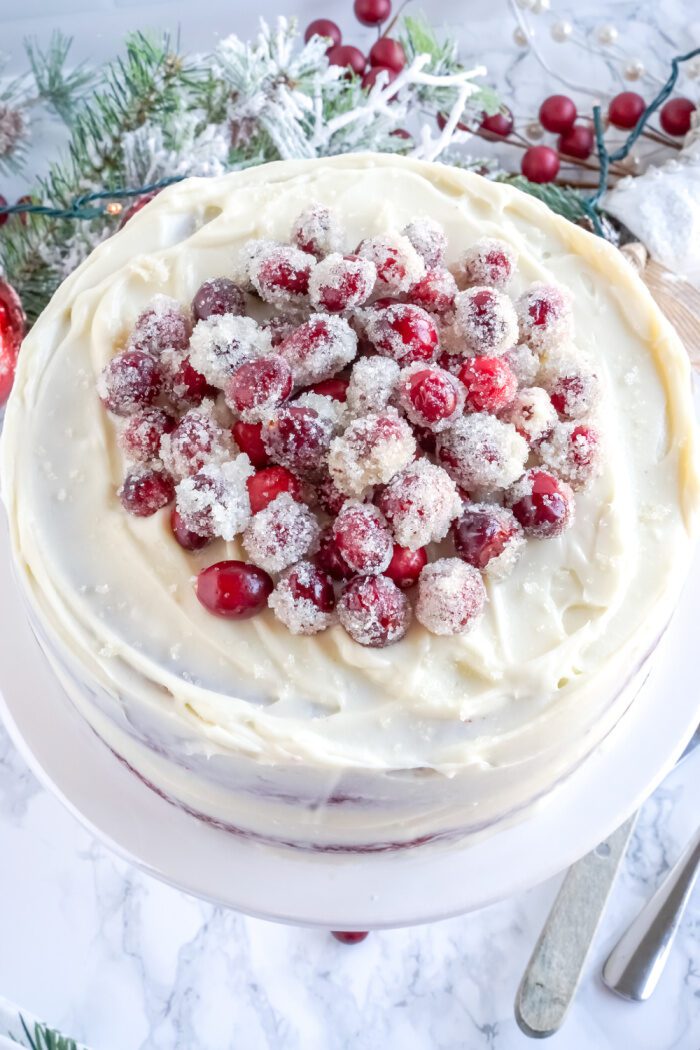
<box><xmin>2</xmin><ymin>154</ymin><xmax>698</xmax><ymax>851</ymax></box>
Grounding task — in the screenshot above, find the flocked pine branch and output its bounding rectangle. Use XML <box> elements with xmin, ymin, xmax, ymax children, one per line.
<box><xmin>24</xmin><ymin>32</ymin><xmax>96</xmax><ymax>125</ymax></box>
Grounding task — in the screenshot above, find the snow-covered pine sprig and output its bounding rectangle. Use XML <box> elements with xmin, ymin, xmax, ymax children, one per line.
<box><xmin>0</xmin><ymin>17</ymin><xmax>497</xmax><ymax>323</ymax></box>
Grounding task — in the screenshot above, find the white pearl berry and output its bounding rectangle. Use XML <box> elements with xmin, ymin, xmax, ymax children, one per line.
<box><xmin>595</xmin><ymin>24</ymin><xmax>618</xmax><ymax>46</ymax></box>
<box><xmin>623</xmin><ymin>59</ymin><xmax>645</xmax><ymax>82</ymax></box>
<box><xmin>513</xmin><ymin>26</ymin><xmax>532</xmax><ymax>48</ymax></box>
<box><xmin>526</xmin><ymin>121</ymin><xmax>544</xmax><ymax>140</ymax></box>
<box><xmin>550</xmin><ymin>20</ymin><xmax>573</xmax><ymax>42</ymax></box>
<box><xmin>531</xmin><ymin>0</ymin><xmax>550</xmax><ymax>12</ymax></box>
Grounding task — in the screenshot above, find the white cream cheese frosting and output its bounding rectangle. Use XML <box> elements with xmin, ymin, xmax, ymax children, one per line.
<box><xmin>2</xmin><ymin>155</ymin><xmax>699</xmax><ymax>848</ymax></box>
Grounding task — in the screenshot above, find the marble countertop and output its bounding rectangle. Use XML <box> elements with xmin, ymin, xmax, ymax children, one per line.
<box><xmin>1</xmin><ymin>1</ymin><xmax>700</xmax><ymax>1048</ymax></box>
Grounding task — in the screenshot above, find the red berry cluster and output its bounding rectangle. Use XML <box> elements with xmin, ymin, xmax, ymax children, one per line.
<box><xmin>98</xmin><ymin>199</ymin><xmax>602</xmax><ymax>647</ymax></box>
<box><xmin>304</xmin><ymin>1</ymin><xmax>407</xmax><ymax>96</ymax></box>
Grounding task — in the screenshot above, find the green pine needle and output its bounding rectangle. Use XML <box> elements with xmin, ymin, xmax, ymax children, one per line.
<box><xmin>18</xmin><ymin>1015</ymin><xmax>78</xmax><ymax>1050</ymax></box>
<box><xmin>25</xmin><ymin>32</ymin><xmax>95</xmax><ymax>124</ymax></box>
<box><xmin>498</xmin><ymin>174</ymin><xmax>599</xmax><ymax>228</ymax></box>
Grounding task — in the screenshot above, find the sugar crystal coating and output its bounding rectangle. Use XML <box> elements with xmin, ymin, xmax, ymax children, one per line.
<box><xmin>262</xmin><ymin>404</ymin><xmax>335</xmax><ymax>478</ymax></box>
<box><xmin>192</xmin><ymin>278</ymin><xmax>246</xmax><ymax>321</ymax></box>
<box><xmin>516</xmin><ymin>282</ymin><xmax>573</xmax><ymax>353</ymax></box>
<box><xmin>225</xmin><ymin>355</ymin><xmax>293</xmax><ymax>422</ymax></box>
<box><xmin>415</xmin><ymin>558</ymin><xmax>487</xmax><ymax>636</ymax></box>
<box><xmin>453</xmin><ymin>286</ymin><xmax>518</xmax><ymax>356</ymax></box>
<box><xmin>119</xmin><ymin>408</ymin><xmax>175</xmax><ymax>463</ymax></box>
<box><xmin>357</xmin><ymin>233</ymin><xmax>425</xmax><ymax>294</ymax></box>
<box><xmin>250</xmin><ymin>244</ymin><xmax>316</xmax><ymax>306</ymax></box>
<box><xmin>292</xmin><ymin>204</ymin><xmax>344</xmax><ymax>258</ymax></box>
<box><xmin>328</xmin><ymin>409</ymin><xmax>416</xmax><ymax>496</ymax></box>
<box><xmin>402</xmin><ymin>217</ymin><xmax>447</xmax><ymax>269</ymax></box>
<box><xmin>97</xmin><ymin>350</ymin><xmax>162</xmax><ymax>417</ymax></box>
<box><xmin>346</xmin><ymin>356</ymin><xmax>400</xmax><ymax>417</ymax></box>
<box><xmin>365</xmin><ymin>303</ymin><xmax>439</xmax><ymax>364</ymax></box>
<box><xmin>409</xmin><ymin>268</ymin><xmax>457</xmax><ymax>314</ymax></box>
<box><xmin>127</xmin><ymin>294</ymin><xmax>191</xmax><ymax>356</ymax></box>
<box><xmin>501</xmin><ymin>386</ymin><xmax>557</xmax><ymax>444</ymax></box>
<box><xmin>293</xmin><ymin>391</ymin><xmax>347</xmax><ymax>434</ymax></box>
<box><xmin>332</xmin><ymin>501</ymin><xmax>393</xmax><ymax>575</ymax></box>
<box><xmin>159</xmin><ymin>350</ymin><xmax>211</xmax><ymax>411</ymax></box>
<box><xmin>504</xmin><ymin>343</ymin><xmax>540</xmax><ymax>387</ymax></box>
<box><xmin>232</xmin><ymin>238</ymin><xmax>279</xmax><ymax>290</ymax></box>
<box><xmin>377</xmin><ymin>459</ymin><xmax>462</xmax><ymax>550</ymax></box>
<box><xmin>175</xmin><ymin>456</ymin><xmax>253</xmax><ymax>540</ymax></box>
<box><xmin>308</xmin><ymin>253</ymin><xmax>376</xmax><ymax>313</ymax></box>
<box><xmin>461</xmin><ymin>238</ymin><xmax>516</xmax><ymax>289</ymax></box>
<box><xmin>437</xmin><ymin>413</ymin><xmax>528</xmax><ymax>493</ymax></box>
<box><xmin>506</xmin><ymin>468</ymin><xmax>575</xmax><ymax>538</ymax></box>
<box><xmin>268</xmin><ymin>561</ymin><xmax>336</xmax><ymax>635</ymax></box>
<box><xmin>243</xmin><ymin>492</ymin><xmax>320</xmax><ymax>573</ymax></box>
<box><xmin>538</xmin><ymin>421</ymin><xmax>602</xmax><ymax>490</ymax></box>
<box><xmin>337</xmin><ymin>575</ymin><xmax>412</xmax><ymax>647</ymax></box>
<box><xmin>189</xmin><ymin>315</ymin><xmax>271</xmax><ymax>389</ymax></box>
<box><xmin>539</xmin><ymin>347</ymin><xmax>599</xmax><ymax>420</ymax></box>
<box><xmin>398</xmin><ymin>362</ymin><xmax>465</xmax><ymax>431</ymax></box>
<box><xmin>119</xmin><ymin>467</ymin><xmax>175</xmax><ymax>517</ymax></box>
<box><xmin>277</xmin><ymin>314</ymin><xmax>357</xmax><ymax>385</ymax></box>
<box><xmin>452</xmin><ymin>503</ymin><xmax>525</xmax><ymax>579</ymax></box>
<box><xmin>160</xmin><ymin>402</ymin><xmax>231</xmax><ymax>479</ymax></box>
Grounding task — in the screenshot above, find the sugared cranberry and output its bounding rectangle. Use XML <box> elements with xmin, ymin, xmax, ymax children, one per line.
<box><xmin>458</xmin><ymin>357</ymin><xmax>517</xmax><ymax>413</ymax></box>
<box><xmin>161</xmin><ymin>409</ymin><xmax>222</xmax><ymax>479</ymax></box>
<box><xmin>452</xmin><ymin>505</ymin><xmax>523</xmax><ymax>572</ymax></box>
<box><xmin>327</xmin><ymin>45</ymin><xmax>367</xmax><ymax>75</ymax></box>
<box><xmin>558</xmin><ymin>124</ymin><xmax>594</xmax><ymax>160</ymax></box>
<box><xmin>480</xmin><ymin>108</ymin><xmax>513</xmax><ymax>137</ymax></box>
<box><xmin>332</xmin><ymin>931</ymin><xmax>369</xmax><ymax>944</ymax></box>
<box><xmin>539</xmin><ymin>422</ymin><xmax>601</xmax><ymax>490</ymax></box>
<box><xmin>226</xmin><ymin>355</ymin><xmax>293</xmax><ymax>420</ymax></box>
<box><xmin>315</xmin><ymin>474</ymin><xmax>348</xmax><ymax>515</ymax></box>
<box><xmin>415</xmin><ymin>558</ymin><xmax>486</xmax><ymax>636</ymax></box>
<box><xmin>376</xmin><ymin>460</ymin><xmax>461</xmax><ymax>549</ymax></box>
<box><xmin>304</xmin><ymin>18</ymin><xmax>342</xmax><ymax>45</ymax></box>
<box><xmin>516</xmin><ymin>283</ymin><xmax>571</xmax><ymax>353</ymax></box>
<box><xmin>608</xmin><ymin>91</ymin><xmax>645</xmax><ymax>129</ymax></box>
<box><xmin>327</xmin><ymin>410</ymin><xmax>416</xmax><ymax>496</ymax></box>
<box><xmin>262</xmin><ymin>405</ymin><xmax>333</xmax><ymax>478</ymax></box>
<box><xmin>282</xmin><ymin>564</ymin><xmax>334</xmax><ymax>613</ymax></box>
<box><xmin>337</xmin><ymin>575</ymin><xmax>411</xmax><ymax>647</ymax></box>
<box><xmin>413</xmin><ymin>424</ymin><xmax>437</xmax><ymax>454</ymax></box>
<box><xmin>196</xmin><ymin>560</ymin><xmax>273</xmax><ymax>619</ymax></box>
<box><xmin>309</xmin><ymin>377</ymin><xmax>349</xmax><ymax>402</ymax></box>
<box><xmin>366</xmin><ymin>304</ymin><xmax>439</xmax><ymax>364</ymax></box>
<box><xmin>506</xmin><ymin>468</ymin><xmax>575</xmax><ymax>538</ymax></box>
<box><xmin>232</xmin><ymin>420</ymin><xmax>270</xmax><ymax>468</ymax></box>
<box><xmin>399</xmin><ymin>365</ymin><xmax>465</xmax><ymax>430</ymax></box>
<box><xmin>129</xmin><ymin>300</ymin><xmax>191</xmax><ymax>356</ymax></box>
<box><xmin>454</xmin><ymin>287</ymin><xmax>518</xmax><ymax>356</ymax></box>
<box><xmin>292</xmin><ymin>204</ymin><xmax>343</xmax><ymax>258</ymax></box>
<box><xmin>332</xmin><ymin>502</ymin><xmax>393</xmax><ymax>575</ymax></box>
<box><xmin>167</xmin><ymin>356</ymin><xmax>212</xmax><ymax>409</ymax></box>
<box><xmin>269</xmin><ymin>562</ymin><xmax>336</xmax><ymax>635</ymax></box>
<box><xmin>316</xmin><ymin>526</ymin><xmax>354</xmax><ymax>580</ymax></box>
<box><xmin>402</xmin><ymin>218</ymin><xmax>447</xmax><ymax>270</ymax></box>
<box><xmin>98</xmin><ymin>350</ymin><xmax>162</xmax><ymax>416</ymax></box>
<box><xmin>252</xmin><ymin>247</ymin><xmax>315</xmax><ymax>303</ymax></box>
<box><xmin>369</xmin><ymin>37</ymin><xmax>406</xmax><ymax>72</ymax></box>
<box><xmin>521</xmin><ymin>145</ymin><xmax>560</xmax><ymax>184</ymax></box>
<box><xmin>192</xmin><ymin>278</ymin><xmax>246</xmax><ymax>321</ymax></box>
<box><xmin>246</xmin><ymin>466</ymin><xmax>303</xmax><ymax>514</ymax></box>
<box><xmin>539</xmin><ymin>94</ymin><xmax>577</xmax><ymax>133</ymax></box>
<box><xmin>408</xmin><ymin>269</ymin><xmax>457</xmax><ymax>313</ymax></box>
<box><xmin>278</xmin><ymin>315</ymin><xmax>357</xmax><ymax>385</ymax></box>
<box><xmin>309</xmin><ymin>254</ymin><xmax>376</xmax><ymax>312</ymax></box>
<box><xmin>119</xmin><ymin>468</ymin><xmax>174</xmax><ymax>517</ymax></box>
<box><xmin>660</xmin><ymin>97</ymin><xmax>696</xmax><ymax>137</ymax></box>
<box><xmin>357</xmin><ymin>236</ymin><xmax>423</xmax><ymax>294</ymax></box>
<box><xmin>119</xmin><ymin>408</ymin><xmax>176</xmax><ymax>462</ymax></box>
<box><xmin>462</xmin><ymin>238</ymin><xmax>515</xmax><ymax>290</ymax></box>
<box><xmin>170</xmin><ymin>507</ymin><xmax>211</xmax><ymax>551</ymax></box>
<box><xmin>383</xmin><ymin>544</ymin><xmax>427</xmax><ymax>589</ymax></box>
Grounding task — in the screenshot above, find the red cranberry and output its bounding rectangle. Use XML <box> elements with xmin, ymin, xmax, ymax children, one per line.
<box><xmin>391</xmin><ymin>128</ymin><xmax>412</xmax><ymax>140</ymax></box>
<box><xmin>304</xmin><ymin>18</ymin><xmax>342</xmax><ymax>45</ymax></box>
<box><xmin>354</xmin><ymin>0</ymin><xmax>390</xmax><ymax>25</ymax></box>
<box><xmin>413</xmin><ymin>424</ymin><xmax>437</xmax><ymax>454</ymax></box>
<box><xmin>164</xmin><ymin>411</ymin><xmax>220</xmax><ymax>477</ymax></box>
<box><xmin>558</xmin><ymin>124</ymin><xmax>594</xmax><ymax>160</ymax></box>
<box><xmin>327</xmin><ymin>45</ymin><xmax>367</xmax><ymax>75</ymax></box>
<box><xmin>315</xmin><ymin>527</ymin><xmax>354</xmax><ymax>580</ymax></box>
<box><xmin>308</xmin><ymin>377</ymin><xmax>349</xmax><ymax>402</ymax></box>
<box><xmin>99</xmin><ymin>350</ymin><xmax>162</xmax><ymax>416</ymax></box>
<box><xmin>507</xmin><ymin>468</ymin><xmax>574</xmax><ymax>539</ymax></box>
<box><xmin>119</xmin><ymin>408</ymin><xmax>176</xmax><ymax>462</ymax></box>
<box><xmin>369</xmin><ymin>304</ymin><xmax>439</xmax><ymax>364</ymax></box>
<box><xmin>285</xmin><ymin>563</ymin><xmax>335</xmax><ymax>613</ymax></box>
<box><xmin>409</xmin><ymin>269</ymin><xmax>457</xmax><ymax>313</ymax></box>
<box><xmin>226</xmin><ymin>356</ymin><xmax>293</xmax><ymax>419</ymax></box>
<box><xmin>119</xmin><ymin>190</ymin><xmax>159</xmax><ymax>227</ymax></box>
<box><xmin>170</xmin><ymin>508</ymin><xmax>211</xmax><ymax>551</ymax></box>
<box><xmin>333</xmin><ymin>503</ymin><xmax>393</xmax><ymax>575</ymax></box>
<box><xmin>608</xmin><ymin>91</ymin><xmax>645</xmax><ymax>129</ymax></box>
<box><xmin>311</xmin><ymin>255</ymin><xmax>376</xmax><ymax>312</ymax></box>
<box><xmin>458</xmin><ymin>357</ymin><xmax>517</xmax><ymax>413</ymax></box>
<box><xmin>337</xmin><ymin>575</ymin><xmax>411</xmax><ymax>647</ymax></box>
<box><xmin>452</xmin><ymin>506</ymin><xmax>521</xmax><ymax>570</ymax></box>
<box><xmin>383</xmin><ymin>544</ymin><xmax>427</xmax><ymax>589</ymax></box>
<box><xmin>480</xmin><ymin>108</ymin><xmax>513</xmax><ymax>137</ymax></box>
<box><xmin>232</xmin><ymin>421</ymin><xmax>271</xmax><ymax>468</ymax></box>
<box><xmin>660</xmin><ymin>97</ymin><xmax>696</xmax><ymax>137</ymax></box>
<box><xmin>262</xmin><ymin>405</ymin><xmax>332</xmax><ymax>478</ymax></box>
<box><xmin>255</xmin><ymin>250</ymin><xmax>314</xmax><ymax>299</ymax></box>
<box><xmin>539</xmin><ymin>94</ymin><xmax>577</xmax><ymax>133</ymax></box>
<box><xmin>315</xmin><ymin>474</ymin><xmax>348</xmax><ymax>516</ymax></box>
<box><xmin>169</xmin><ymin>356</ymin><xmax>212</xmax><ymax>408</ymax></box>
<box><xmin>246</xmin><ymin>466</ymin><xmax>303</xmax><ymax>514</ymax></box>
<box><xmin>400</xmin><ymin>366</ymin><xmax>464</xmax><ymax>428</ymax></box>
<box><xmin>521</xmin><ymin>146</ymin><xmax>560</xmax><ymax>183</ymax></box>
<box><xmin>332</xmin><ymin>931</ymin><xmax>369</xmax><ymax>944</ymax></box>
<box><xmin>196</xmin><ymin>560</ymin><xmax>273</xmax><ymax>619</ymax></box>
<box><xmin>369</xmin><ymin>37</ymin><xmax>406</xmax><ymax>73</ymax></box>
<box><xmin>119</xmin><ymin>469</ymin><xmax>174</xmax><ymax>517</ymax></box>
<box><xmin>129</xmin><ymin>303</ymin><xmax>190</xmax><ymax>356</ymax></box>
<box><xmin>192</xmin><ymin>278</ymin><xmax>246</xmax><ymax>320</ymax></box>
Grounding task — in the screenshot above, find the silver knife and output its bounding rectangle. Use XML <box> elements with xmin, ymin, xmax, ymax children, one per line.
<box><xmin>515</xmin><ymin>726</ymin><xmax>700</xmax><ymax>1038</ymax></box>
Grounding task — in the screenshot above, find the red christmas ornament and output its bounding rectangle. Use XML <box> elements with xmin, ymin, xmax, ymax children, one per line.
<box><xmin>480</xmin><ymin>108</ymin><xmax>514</xmax><ymax>138</ymax></box>
<box><xmin>327</xmin><ymin>44</ymin><xmax>367</xmax><ymax>75</ymax></box>
<box><xmin>332</xmin><ymin>931</ymin><xmax>369</xmax><ymax>945</ymax></box>
<box><xmin>557</xmin><ymin>123</ymin><xmax>594</xmax><ymax>160</ymax></box>
<box><xmin>369</xmin><ymin>37</ymin><xmax>406</xmax><ymax>73</ymax></box>
<box><xmin>539</xmin><ymin>95</ymin><xmax>577</xmax><ymax>134</ymax></box>
<box><xmin>0</xmin><ymin>278</ymin><xmax>27</xmax><ymax>406</ymax></box>
<box><xmin>521</xmin><ymin>145</ymin><xmax>560</xmax><ymax>183</ymax></box>
<box><xmin>354</xmin><ymin>0</ymin><xmax>391</xmax><ymax>26</ymax></box>
<box><xmin>304</xmin><ymin>19</ymin><xmax>342</xmax><ymax>46</ymax></box>
<box><xmin>660</xmin><ymin>97</ymin><xmax>696</xmax><ymax>137</ymax></box>
<box><xmin>608</xmin><ymin>91</ymin><xmax>645</xmax><ymax>129</ymax></box>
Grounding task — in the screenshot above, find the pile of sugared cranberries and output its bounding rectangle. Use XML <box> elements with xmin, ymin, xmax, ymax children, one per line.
<box><xmin>98</xmin><ymin>204</ymin><xmax>603</xmax><ymax>647</ymax></box>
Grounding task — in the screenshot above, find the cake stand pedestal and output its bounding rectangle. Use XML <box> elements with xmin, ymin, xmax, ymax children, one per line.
<box><xmin>0</xmin><ymin>516</ymin><xmax>698</xmax><ymax>930</ymax></box>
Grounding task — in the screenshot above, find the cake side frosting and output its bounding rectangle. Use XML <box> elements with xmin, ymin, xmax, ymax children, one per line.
<box><xmin>2</xmin><ymin>154</ymin><xmax>698</xmax><ymax>806</ymax></box>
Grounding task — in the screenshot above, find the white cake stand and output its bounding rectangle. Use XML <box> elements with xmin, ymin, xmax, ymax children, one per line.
<box><xmin>0</xmin><ymin>513</ymin><xmax>698</xmax><ymax>930</ymax></box>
